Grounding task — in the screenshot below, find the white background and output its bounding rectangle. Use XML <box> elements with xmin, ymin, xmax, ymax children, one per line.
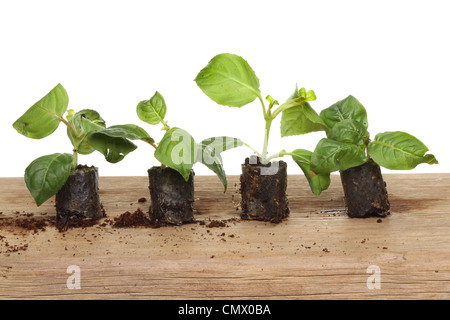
<box><xmin>1</xmin><ymin>0</ymin><xmax>448</xmax><ymax>178</ymax></box>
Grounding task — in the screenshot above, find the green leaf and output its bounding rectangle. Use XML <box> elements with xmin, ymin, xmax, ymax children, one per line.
<box><xmin>13</xmin><ymin>84</ymin><xmax>69</xmax><ymax>139</ymax></box>
<box><xmin>86</xmin><ymin>130</ymin><xmax>138</xmax><ymax>163</ymax></box>
<box><xmin>320</xmin><ymin>95</ymin><xmax>368</xmax><ymax>130</ymax></box>
<box><xmin>136</xmin><ymin>91</ymin><xmax>167</xmax><ymax>125</ymax></box>
<box><xmin>199</xmin><ymin>136</ymin><xmax>243</xmax><ymax>153</ymax></box>
<box><xmin>327</xmin><ymin>119</ymin><xmax>369</xmax><ymax>147</ymax></box>
<box><xmin>290</xmin><ymin>149</ymin><xmax>331</xmax><ymax>195</ymax></box>
<box><xmin>67</xmin><ymin>109</ymin><xmax>106</xmax><ymax>155</ymax></box>
<box><xmin>288</xmin><ymin>85</ymin><xmax>317</xmax><ymax>102</ymax></box>
<box><xmin>311</xmin><ymin>138</ymin><xmax>368</xmax><ymax>174</ymax></box>
<box><xmin>24</xmin><ymin>153</ymin><xmax>73</xmax><ymax>206</ymax></box>
<box><xmin>155</xmin><ymin>128</ymin><xmax>197</xmax><ymax>181</ymax></box>
<box><xmin>196</xmin><ymin>143</ymin><xmax>228</xmax><ymax>191</ymax></box>
<box><xmin>95</xmin><ymin>124</ymin><xmax>155</xmax><ymax>144</ymax></box>
<box><xmin>280</xmin><ymin>101</ymin><xmax>326</xmax><ymax>137</ymax></box>
<box><xmin>195</xmin><ymin>53</ymin><xmax>261</xmax><ymax>108</ymax></box>
<box><xmin>196</xmin><ymin>136</ymin><xmax>243</xmax><ymax>191</ymax></box>
<box><xmin>367</xmin><ymin>131</ymin><xmax>438</xmax><ymax>170</ymax></box>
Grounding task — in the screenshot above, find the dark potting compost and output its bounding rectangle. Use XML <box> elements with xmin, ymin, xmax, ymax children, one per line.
<box><xmin>148</xmin><ymin>166</ymin><xmax>195</xmax><ymax>226</ymax></box>
<box><xmin>240</xmin><ymin>156</ymin><xmax>289</xmax><ymax>223</ymax></box>
<box><xmin>340</xmin><ymin>159</ymin><xmax>390</xmax><ymax>218</ymax></box>
<box><xmin>55</xmin><ymin>165</ymin><xmax>103</xmax><ymax>223</ymax></box>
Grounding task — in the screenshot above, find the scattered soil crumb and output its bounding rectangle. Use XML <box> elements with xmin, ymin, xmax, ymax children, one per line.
<box><xmin>138</xmin><ymin>197</ymin><xmax>147</xmax><ymax>203</ymax></box>
<box><xmin>322</xmin><ymin>248</ymin><xmax>330</xmax><ymax>253</ymax></box>
<box><xmin>113</xmin><ymin>209</ymin><xmax>159</xmax><ymax>228</ymax></box>
<box><xmin>377</xmin><ymin>219</ymin><xmax>383</xmax><ymax>223</ymax></box>
<box><xmin>206</xmin><ymin>220</ymin><xmax>227</xmax><ymax>228</ymax></box>
<box><xmin>15</xmin><ymin>218</ymin><xmax>47</xmax><ymax>233</ymax></box>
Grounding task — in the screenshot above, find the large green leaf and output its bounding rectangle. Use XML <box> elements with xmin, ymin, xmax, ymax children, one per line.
<box><xmin>289</xmin><ymin>149</ymin><xmax>331</xmax><ymax>195</ymax></box>
<box><xmin>91</xmin><ymin>124</ymin><xmax>154</xmax><ymax>143</ymax></box>
<box><xmin>327</xmin><ymin>119</ymin><xmax>369</xmax><ymax>147</ymax></box>
<box><xmin>24</xmin><ymin>153</ymin><xmax>73</xmax><ymax>206</ymax></box>
<box><xmin>136</xmin><ymin>91</ymin><xmax>167</xmax><ymax>125</ymax></box>
<box><xmin>320</xmin><ymin>95</ymin><xmax>368</xmax><ymax>130</ymax></box>
<box><xmin>195</xmin><ymin>53</ymin><xmax>261</xmax><ymax>107</ymax></box>
<box><xmin>13</xmin><ymin>84</ymin><xmax>69</xmax><ymax>139</ymax></box>
<box><xmin>155</xmin><ymin>128</ymin><xmax>197</xmax><ymax>181</ymax></box>
<box><xmin>368</xmin><ymin>131</ymin><xmax>438</xmax><ymax>170</ymax></box>
<box><xmin>311</xmin><ymin>138</ymin><xmax>368</xmax><ymax>174</ymax></box>
<box><xmin>86</xmin><ymin>129</ymin><xmax>138</xmax><ymax>163</ymax></box>
<box><xmin>196</xmin><ymin>136</ymin><xmax>243</xmax><ymax>191</ymax></box>
<box><xmin>280</xmin><ymin>101</ymin><xmax>326</xmax><ymax>137</ymax></box>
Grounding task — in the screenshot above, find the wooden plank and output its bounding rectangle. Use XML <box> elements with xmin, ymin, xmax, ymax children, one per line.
<box><xmin>0</xmin><ymin>174</ymin><xmax>449</xmax><ymax>300</ymax></box>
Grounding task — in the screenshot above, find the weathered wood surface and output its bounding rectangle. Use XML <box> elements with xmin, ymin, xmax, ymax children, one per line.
<box><xmin>0</xmin><ymin>174</ymin><xmax>449</xmax><ymax>300</ymax></box>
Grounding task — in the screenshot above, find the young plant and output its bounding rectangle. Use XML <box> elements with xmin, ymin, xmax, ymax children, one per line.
<box><xmin>310</xmin><ymin>95</ymin><xmax>438</xmax><ymax>217</ymax></box>
<box><xmin>12</xmin><ymin>84</ymin><xmax>137</xmax><ymax>219</ymax></box>
<box><xmin>195</xmin><ymin>53</ymin><xmax>330</xmax><ymax>222</ymax></box>
<box><xmin>91</xmin><ymin>91</ymin><xmax>242</xmax><ymax>225</ymax></box>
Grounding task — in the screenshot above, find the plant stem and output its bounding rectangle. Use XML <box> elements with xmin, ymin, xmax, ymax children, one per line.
<box><xmin>257</xmin><ymin>94</ymin><xmax>273</xmax><ymax>164</ymax></box>
<box><xmin>265</xmin><ymin>151</ymin><xmax>286</xmax><ymax>162</ymax></box>
<box><xmin>261</xmin><ymin>118</ymin><xmax>273</xmax><ymax>164</ymax></box>
<box><xmin>258</xmin><ymin>95</ymin><xmax>267</xmax><ymax>118</ymax></box>
<box><xmin>59</xmin><ymin>115</ymin><xmax>77</xmax><ymax>137</ymax></box>
<box><xmin>71</xmin><ymin>150</ymin><xmax>78</xmax><ymax>171</ymax></box>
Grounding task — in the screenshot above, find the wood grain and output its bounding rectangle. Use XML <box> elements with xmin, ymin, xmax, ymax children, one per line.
<box><xmin>0</xmin><ymin>173</ymin><xmax>449</xmax><ymax>300</ymax></box>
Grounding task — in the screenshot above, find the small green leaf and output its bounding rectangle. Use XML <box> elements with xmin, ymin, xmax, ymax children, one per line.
<box><xmin>305</xmin><ymin>90</ymin><xmax>316</xmax><ymax>101</ymax></box>
<box><xmin>327</xmin><ymin>119</ymin><xmax>369</xmax><ymax>147</ymax></box>
<box><xmin>287</xmin><ymin>85</ymin><xmax>316</xmax><ymax>102</ymax></box>
<box><xmin>155</xmin><ymin>128</ymin><xmax>197</xmax><ymax>181</ymax></box>
<box><xmin>13</xmin><ymin>84</ymin><xmax>69</xmax><ymax>139</ymax></box>
<box><xmin>199</xmin><ymin>136</ymin><xmax>243</xmax><ymax>153</ymax></box>
<box><xmin>196</xmin><ymin>136</ymin><xmax>243</xmax><ymax>191</ymax></box>
<box><xmin>195</xmin><ymin>53</ymin><xmax>261</xmax><ymax>108</ymax></box>
<box><xmin>280</xmin><ymin>101</ymin><xmax>326</xmax><ymax>137</ymax></box>
<box><xmin>136</xmin><ymin>91</ymin><xmax>167</xmax><ymax>125</ymax></box>
<box><xmin>368</xmin><ymin>131</ymin><xmax>438</xmax><ymax>170</ymax></box>
<box><xmin>311</xmin><ymin>138</ymin><xmax>368</xmax><ymax>174</ymax></box>
<box><xmin>196</xmin><ymin>143</ymin><xmax>228</xmax><ymax>191</ymax></box>
<box><xmin>290</xmin><ymin>149</ymin><xmax>331</xmax><ymax>195</ymax></box>
<box><xmin>320</xmin><ymin>95</ymin><xmax>368</xmax><ymax>130</ymax></box>
<box><xmin>24</xmin><ymin>153</ymin><xmax>73</xmax><ymax>206</ymax></box>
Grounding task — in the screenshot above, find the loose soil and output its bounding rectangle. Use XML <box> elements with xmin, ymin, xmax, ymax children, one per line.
<box><xmin>113</xmin><ymin>209</ymin><xmax>158</xmax><ymax>228</ymax></box>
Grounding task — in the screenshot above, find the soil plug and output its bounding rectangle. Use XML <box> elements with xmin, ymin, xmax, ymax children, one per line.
<box><xmin>148</xmin><ymin>166</ymin><xmax>195</xmax><ymax>225</ymax></box>
<box><xmin>240</xmin><ymin>156</ymin><xmax>289</xmax><ymax>222</ymax></box>
<box><xmin>56</xmin><ymin>165</ymin><xmax>103</xmax><ymax>221</ymax></box>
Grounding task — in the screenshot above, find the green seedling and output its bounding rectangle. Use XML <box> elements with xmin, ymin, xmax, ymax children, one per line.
<box><xmin>13</xmin><ymin>84</ymin><xmax>136</xmax><ymax>206</ymax></box>
<box><xmin>195</xmin><ymin>53</ymin><xmax>330</xmax><ymax>194</ymax></box>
